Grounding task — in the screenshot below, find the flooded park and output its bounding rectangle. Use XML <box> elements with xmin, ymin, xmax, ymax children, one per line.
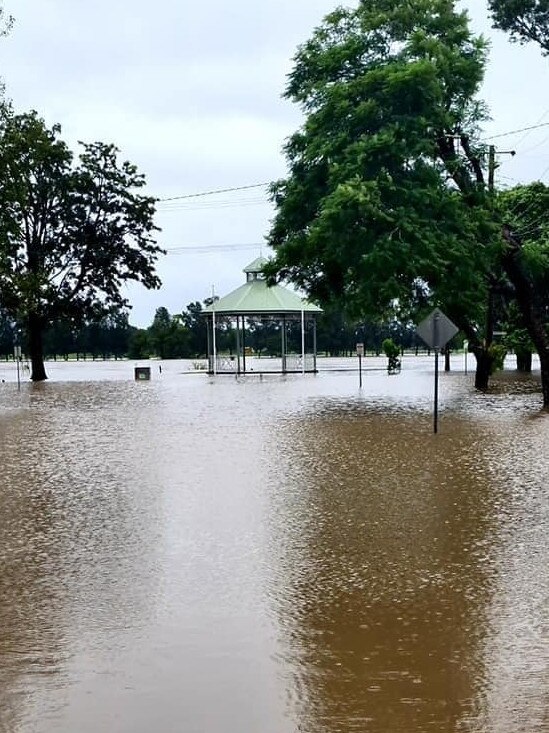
<box><xmin>0</xmin><ymin>356</ymin><xmax>548</xmax><ymax>733</ymax></box>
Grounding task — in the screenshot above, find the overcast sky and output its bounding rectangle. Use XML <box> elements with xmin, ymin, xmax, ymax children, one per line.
<box><xmin>1</xmin><ymin>0</ymin><xmax>548</xmax><ymax>326</ymax></box>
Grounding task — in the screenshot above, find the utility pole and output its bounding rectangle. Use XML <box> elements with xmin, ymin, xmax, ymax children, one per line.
<box><xmin>211</xmin><ymin>285</ymin><xmax>217</xmax><ymax>376</ymax></box>
<box><xmin>488</xmin><ymin>145</ymin><xmax>516</xmax><ymax>192</ymax></box>
<box><xmin>488</xmin><ymin>145</ymin><xmax>496</xmax><ymax>192</ymax></box>
<box><xmin>486</xmin><ymin>144</ymin><xmax>516</xmax><ymax>370</ymax></box>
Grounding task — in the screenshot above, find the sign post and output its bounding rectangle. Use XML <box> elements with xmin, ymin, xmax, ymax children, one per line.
<box><xmin>356</xmin><ymin>342</ymin><xmax>364</xmax><ymax>388</ymax></box>
<box><xmin>416</xmin><ymin>309</ymin><xmax>458</xmax><ymax>434</ymax></box>
<box><xmin>211</xmin><ymin>285</ymin><xmax>217</xmax><ymax>376</ymax></box>
<box><xmin>13</xmin><ymin>344</ymin><xmax>21</xmax><ymax>391</ymax></box>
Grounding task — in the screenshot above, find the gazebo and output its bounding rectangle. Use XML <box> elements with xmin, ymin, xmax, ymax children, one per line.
<box><xmin>203</xmin><ymin>257</ymin><xmax>322</xmax><ymax>375</ymax></box>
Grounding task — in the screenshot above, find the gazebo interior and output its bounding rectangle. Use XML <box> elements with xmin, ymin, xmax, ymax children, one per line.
<box><xmin>203</xmin><ymin>257</ymin><xmax>322</xmax><ymax>375</ymax></box>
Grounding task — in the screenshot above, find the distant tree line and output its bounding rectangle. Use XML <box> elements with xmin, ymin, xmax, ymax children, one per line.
<box><xmin>128</xmin><ymin>301</ymin><xmax>432</xmax><ymax>359</ymax></box>
<box><xmin>0</xmin><ymin>301</ymin><xmax>435</xmax><ymax>363</ymax></box>
<box><xmin>0</xmin><ymin>309</ymin><xmax>134</xmax><ymax>361</ymax></box>
<box><xmin>127</xmin><ymin>304</ymin><xmax>429</xmax><ymax>360</ymax></box>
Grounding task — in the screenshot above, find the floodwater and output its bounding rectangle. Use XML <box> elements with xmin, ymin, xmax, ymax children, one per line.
<box><xmin>0</xmin><ymin>357</ymin><xmax>548</xmax><ymax>733</ymax></box>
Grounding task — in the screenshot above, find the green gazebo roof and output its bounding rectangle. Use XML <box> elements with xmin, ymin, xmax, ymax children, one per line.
<box><xmin>204</xmin><ymin>257</ymin><xmax>322</xmax><ymax>316</ymax></box>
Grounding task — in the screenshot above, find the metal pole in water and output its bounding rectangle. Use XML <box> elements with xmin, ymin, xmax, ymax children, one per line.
<box><xmin>434</xmin><ymin>348</ymin><xmax>439</xmax><ymax>434</ymax></box>
<box><xmin>212</xmin><ymin>285</ymin><xmax>217</xmax><ymax>376</ymax></box>
<box><xmin>13</xmin><ymin>337</ymin><xmax>21</xmax><ymax>391</ymax></box>
<box><xmin>416</xmin><ymin>308</ymin><xmax>458</xmax><ymax>435</ymax></box>
<box><xmin>433</xmin><ymin>312</ymin><xmax>439</xmax><ymax>434</ymax></box>
<box><xmin>301</xmin><ymin>308</ymin><xmax>305</xmax><ymax>375</ymax></box>
<box><xmin>359</xmin><ymin>353</ymin><xmax>362</xmax><ymax>388</ymax></box>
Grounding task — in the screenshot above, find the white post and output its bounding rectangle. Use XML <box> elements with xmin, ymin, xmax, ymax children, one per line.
<box><xmin>301</xmin><ymin>308</ymin><xmax>305</xmax><ymax>374</ymax></box>
<box><xmin>212</xmin><ymin>285</ymin><xmax>217</xmax><ymax>376</ymax></box>
<box><xmin>14</xmin><ymin>342</ymin><xmax>21</xmax><ymax>391</ymax></box>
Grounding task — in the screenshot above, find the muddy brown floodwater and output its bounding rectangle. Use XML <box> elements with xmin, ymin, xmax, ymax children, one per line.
<box><xmin>0</xmin><ymin>358</ymin><xmax>548</xmax><ymax>732</ymax></box>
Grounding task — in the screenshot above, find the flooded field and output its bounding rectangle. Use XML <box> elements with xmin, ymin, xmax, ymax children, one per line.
<box><xmin>0</xmin><ymin>357</ymin><xmax>548</xmax><ymax>732</ymax></box>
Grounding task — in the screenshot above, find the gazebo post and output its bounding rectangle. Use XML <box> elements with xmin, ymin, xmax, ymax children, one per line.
<box><xmin>206</xmin><ymin>314</ymin><xmax>212</xmax><ymax>373</ymax></box>
<box><xmin>236</xmin><ymin>316</ymin><xmax>241</xmax><ymax>375</ymax></box>
<box><xmin>281</xmin><ymin>315</ymin><xmax>286</xmax><ymax>373</ymax></box>
<box><xmin>313</xmin><ymin>317</ymin><xmax>318</xmax><ymax>373</ymax></box>
<box><xmin>242</xmin><ymin>318</ymin><xmax>247</xmax><ymax>374</ymax></box>
<box><xmin>301</xmin><ymin>308</ymin><xmax>305</xmax><ymax>374</ymax></box>
<box><xmin>212</xmin><ymin>304</ymin><xmax>217</xmax><ymax>376</ymax></box>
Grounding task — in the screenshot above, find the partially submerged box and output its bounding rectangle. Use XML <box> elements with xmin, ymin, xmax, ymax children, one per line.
<box><xmin>134</xmin><ymin>366</ymin><xmax>151</xmax><ymax>381</ymax></box>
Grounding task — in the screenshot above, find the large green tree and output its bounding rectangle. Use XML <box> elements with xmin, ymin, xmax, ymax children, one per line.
<box><xmin>489</xmin><ymin>0</ymin><xmax>549</xmax><ymax>53</ymax></box>
<box><xmin>148</xmin><ymin>306</ymin><xmax>191</xmax><ymax>359</ymax></box>
<box><xmin>0</xmin><ymin>5</ymin><xmax>12</xmax><ymax>123</ymax></box>
<box><xmin>180</xmin><ymin>301</ymin><xmax>208</xmax><ymax>356</ymax></box>
<box><xmin>498</xmin><ymin>182</ymin><xmax>549</xmax><ymax>400</ymax></box>
<box><xmin>488</xmin><ymin>2</ymin><xmax>549</xmax><ymax>403</ymax></box>
<box><xmin>0</xmin><ymin>110</ymin><xmax>163</xmax><ymax>380</ymax></box>
<box><xmin>266</xmin><ymin>0</ymin><xmax>502</xmax><ymax>389</ymax></box>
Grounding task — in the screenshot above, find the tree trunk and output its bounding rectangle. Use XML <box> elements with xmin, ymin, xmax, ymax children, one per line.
<box><xmin>502</xmin><ymin>225</ymin><xmax>549</xmax><ymax>407</ymax></box>
<box><xmin>473</xmin><ymin>347</ymin><xmax>494</xmax><ymax>390</ymax></box>
<box><xmin>447</xmin><ymin>291</ymin><xmax>495</xmax><ymax>392</ymax></box>
<box><xmin>444</xmin><ymin>347</ymin><xmax>451</xmax><ymax>372</ymax></box>
<box><xmin>515</xmin><ymin>348</ymin><xmax>532</xmax><ymax>373</ymax></box>
<box><xmin>540</xmin><ymin>351</ymin><xmax>549</xmax><ymax>406</ymax></box>
<box><xmin>28</xmin><ymin>313</ymin><xmax>48</xmax><ymax>381</ymax></box>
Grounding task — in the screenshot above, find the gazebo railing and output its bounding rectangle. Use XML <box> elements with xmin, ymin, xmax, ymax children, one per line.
<box><xmin>208</xmin><ymin>355</ymin><xmax>237</xmax><ymax>373</ymax></box>
<box><xmin>208</xmin><ymin>353</ymin><xmax>318</xmax><ymax>374</ymax></box>
<box><xmin>285</xmin><ymin>353</ymin><xmax>316</xmax><ymax>372</ymax></box>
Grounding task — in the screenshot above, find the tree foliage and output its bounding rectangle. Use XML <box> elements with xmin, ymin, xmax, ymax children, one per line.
<box><xmin>148</xmin><ymin>307</ymin><xmax>190</xmax><ymax>359</ymax></box>
<box><xmin>0</xmin><ymin>110</ymin><xmax>163</xmax><ymax>380</ymax></box>
<box><xmin>489</xmin><ymin>0</ymin><xmax>549</xmax><ymax>54</ymax></box>
<box><xmin>266</xmin><ymin>0</ymin><xmax>503</xmax><ymax>387</ymax></box>
<box><xmin>0</xmin><ymin>5</ymin><xmax>13</xmax><ymax>123</ymax></box>
<box><xmin>267</xmin><ymin>3</ymin><xmax>490</xmax><ymax>317</ymax></box>
<box><xmin>382</xmin><ymin>337</ymin><xmax>402</xmax><ymax>372</ymax></box>
<box><xmin>179</xmin><ymin>301</ymin><xmax>208</xmax><ymax>356</ymax></box>
<box><xmin>497</xmin><ymin>182</ymin><xmax>549</xmax><ymax>393</ymax></box>
<box><xmin>498</xmin><ymin>182</ymin><xmax>549</xmax><ymax>282</ymax></box>
<box><xmin>128</xmin><ymin>303</ymin><xmax>211</xmax><ymax>360</ymax></box>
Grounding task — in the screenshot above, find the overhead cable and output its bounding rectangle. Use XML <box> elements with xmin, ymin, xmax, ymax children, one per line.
<box><xmin>158</xmin><ymin>182</ymin><xmax>270</xmax><ymax>202</ymax></box>
<box><xmin>152</xmin><ymin>121</ymin><xmax>549</xmax><ymax>204</ymax></box>
<box><xmin>482</xmin><ymin>122</ymin><xmax>549</xmax><ymax>141</ymax></box>
<box><xmin>165</xmin><ymin>243</ymin><xmax>265</xmax><ymax>253</ymax></box>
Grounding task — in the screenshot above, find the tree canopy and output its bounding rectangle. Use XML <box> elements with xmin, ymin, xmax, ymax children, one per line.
<box><xmin>0</xmin><ymin>5</ymin><xmax>13</xmax><ymax>104</ymax></box>
<box><xmin>0</xmin><ymin>110</ymin><xmax>163</xmax><ymax>380</ymax></box>
<box><xmin>497</xmin><ymin>182</ymin><xmax>549</xmax><ymax>396</ymax></box>
<box><xmin>266</xmin><ymin>0</ymin><xmax>503</xmax><ymax>387</ymax></box>
<box><xmin>489</xmin><ymin>0</ymin><xmax>549</xmax><ymax>54</ymax></box>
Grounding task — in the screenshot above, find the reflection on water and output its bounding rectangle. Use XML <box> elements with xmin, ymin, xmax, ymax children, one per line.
<box><xmin>267</xmin><ymin>409</ymin><xmax>497</xmax><ymax>732</ymax></box>
<box><xmin>0</xmin><ymin>384</ymin><xmax>165</xmax><ymax>732</ymax></box>
<box><xmin>0</xmin><ymin>361</ymin><xmax>548</xmax><ymax>732</ymax></box>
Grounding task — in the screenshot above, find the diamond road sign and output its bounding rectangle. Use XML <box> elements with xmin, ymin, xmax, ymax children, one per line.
<box><xmin>416</xmin><ymin>308</ymin><xmax>459</xmax><ymax>350</ymax></box>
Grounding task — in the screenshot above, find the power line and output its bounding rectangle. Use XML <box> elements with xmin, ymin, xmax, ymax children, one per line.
<box><xmin>157</xmin><ymin>198</ymin><xmax>269</xmax><ymax>213</ymax></box>
<box><xmin>482</xmin><ymin>122</ymin><xmax>549</xmax><ymax>141</ymax></box>
<box><xmin>515</xmin><ymin>107</ymin><xmax>549</xmax><ymax>148</ymax></box>
<box><xmin>165</xmin><ymin>242</ymin><xmax>265</xmax><ymax>253</ymax></box>
<box><xmin>158</xmin><ymin>182</ymin><xmax>270</xmax><ymax>202</ymax></box>
<box><xmin>520</xmin><ymin>131</ymin><xmax>549</xmax><ymax>156</ymax></box>
<box><xmin>158</xmin><ymin>196</ymin><xmax>267</xmax><ymax>207</ymax></box>
<box><xmin>152</xmin><ymin>121</ymin><xmax>549</xmax><ymax>204</ymax></box>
